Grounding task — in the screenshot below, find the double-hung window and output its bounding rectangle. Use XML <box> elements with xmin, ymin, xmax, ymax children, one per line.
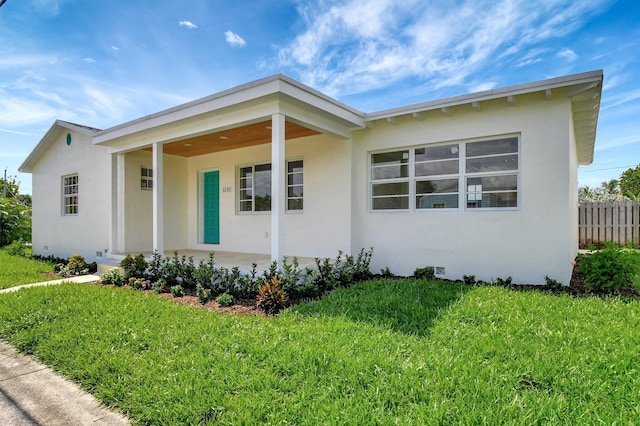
<box><xmin>370</xmin><ymin>135</ymin><xmax>519</xmax><ymax>211</ymax></box>
<box><xmin>415</xmin><ymin>144</ymin><xmax>459</xmax><ymax>209</ymax></box>
<box><xmin>287</xmin><ymin>160</ymin><xmax>304</xmax><ymax>210</ymax></box>
<box><xmin>63</xmin><ymin>174</ymin><xmax>78</xmax><ymax>215</ymax></box>
<box><xmin>370</xmin><ymin>151</ymin><xmax>409</xmax><ymax>210</ymax></box>
<box><xmin>465</xmin><ymin>137</ymin><xmax>518</xmax><ymax>208</ymax></box>
<box><xmin>238</xmin><ymin>160</ymin><xmax>304</xmax><ymax>212</ymax></box>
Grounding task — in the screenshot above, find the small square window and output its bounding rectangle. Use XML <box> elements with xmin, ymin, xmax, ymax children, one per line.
<box><xmin>141</xmin><ymin>167</ymin><xmax>153</xmax><ymax>190</ymax></box>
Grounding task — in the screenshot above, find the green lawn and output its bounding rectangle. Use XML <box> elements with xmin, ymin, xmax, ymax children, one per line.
<box><xmin>627</xmin><ymin>248</ymin><xmax>640</xmax><ymax>288</ymax></box>
<box><xmin>0</xmin><ymin>280</ymin><xmax>638</xmax><ymax>424</ymax></box>
<box><xmin>0</xmin><ymin>249</ymin><xmax>57</xmax><ymax>290</ymax></box>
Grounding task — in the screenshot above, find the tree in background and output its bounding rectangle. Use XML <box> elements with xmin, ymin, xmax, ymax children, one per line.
<box><xmin>619</xmin><ymin>165</ymin><xmax>640</xmax><ymax>199</ymax></box>
<box><xmin>578</xmin><ymin>179</ymin><xmax>624</xmax><ymax>202</ymax></box>
<box><xmin>0</xmin><ymin>176</ymin><xmax>31</xmax><ymax>246</ymax></box>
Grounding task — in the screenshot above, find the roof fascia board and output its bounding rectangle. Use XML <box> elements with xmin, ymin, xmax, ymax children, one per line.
<box><xmin>104</xmin><ymin>99</ymin><xmax>282</xmax><ymax>154</ymax></box>
<box><xmin>365</xmin><ymin>70</ymin><xmax>604</xmax><ymax>121</ymax></box>
<box><xmin>95</xmin><ymin>74</ymin><xmax>365</xmax><ymax>145</ymax></box>
<box><xmin>19</xmin><ymin>120</ymin><xmax>98</xmax><ymax>173</ymax></box>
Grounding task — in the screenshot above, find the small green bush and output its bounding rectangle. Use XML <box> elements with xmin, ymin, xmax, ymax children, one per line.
<box><xmin>578</xmin><ymin>244</ymin><xmax>635</xmax><ymax>293</ymax></box>
<box><xmin>544</xmin><ymin>275</ymin><xmax>564</xmax><ymax>290</ymax></box>
<box><xmin>121</xmin><ymin>254</ymin><xmax>148</xmax><ymax>279</ymax></box>
<box><xmin>152</xmin><ymin>278</ymin><xmax>169</xmax><ymax>294</ymax></box>
<box><xmin>170</xmin><ymin>285</ymin><xmax>185</xmax><ymax>297</ymax></box>
<box><xmin>215</xmin><ymin>292</ymin><xmax>234</xmax><ymax>307</ymax></box>
<box><xmin>495</xmin><ymin>276</ymin><xmax>513</xmax><ymax>286</ymax></box>
<box><xmin>463</xmin><ymin>275</ymin><xmax>476</xmax><ymax>285</ymax></box>
<box><xmin>380</xmin><ymin>267</ymin><xmax>394</xmax><ymax>278</ymax></box>
<box><xmin>100</xmin><ymin>268</ymin><xmax>124</xmax><ymax>286</ymax></box>
<box><xmin>6</xmin><ymin>239</ymin><xmax>27</xmax><ymax>256</ymax></box>
<box><xmin>414</xmin><ymin>267</ymin><xmax>435</xmax><ymax>281</ymax></box>
<box><xmin>67</xmin><ymin>253</ymin><xmax>88</xmax><ymax>275</ymax></box>
<box><xmin>129</xmin><ymin>277</ymin><xmax>151</xmax><ymax>290</ymax></box>
<box><xmin>256</xmin><ymin>276</ymin><xmax>288</xmax><ymax>315</ymax></box>
<box><xmin>196</xmin><ymin>283</ymin><xmax>211</xmax><ymax>304</ymax></box>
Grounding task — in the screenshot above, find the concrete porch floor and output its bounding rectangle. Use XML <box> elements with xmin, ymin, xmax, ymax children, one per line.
<box><xmin>103</xmin><ymin>249</ymin><xmax>318</xmax><ymax>273</ymax></box>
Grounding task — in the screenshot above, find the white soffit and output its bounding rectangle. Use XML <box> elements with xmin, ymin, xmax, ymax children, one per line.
<box><xmin>364</xmin><ymin>70</ymin><xmax>603</xmax><ymax>165</ymax></box>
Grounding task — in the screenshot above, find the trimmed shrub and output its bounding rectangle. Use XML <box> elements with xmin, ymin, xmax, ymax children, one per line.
<box><xmin>196</xmin><ymin>284</ymin><xmax>211</xmax><ymax>304</ymax></box>
<box><xmin>578</xmin><ymin>244</ymin><xmax>635</xmax><ymax>293</ymax></box>
<box><xmin>67</xmin><ymin>253</ymin><xmax>88</xmax><ymax>275</ymax></box>
<box><xmin>121</xmin><ymin>254</ymin><xmax>148</xmax><ymax>279</ymax></box>
<box><xmin>170</xmin><ymin>285</ymin><xmax>185</xmax><ymax>297</ymax></box>
<box><xmin>414</xmin><ymin>267</ymin><xmax>435</xmax><ymax>281</ymax></box>
<box><xmin>101</xmin><ymin>268</ymin><xmax>124</xmax><ymax>286</ymax></box>
<box><xmin>215</xmin><ymin>292</ymin><xmax>234</xmax><ymax>307</ymax></box>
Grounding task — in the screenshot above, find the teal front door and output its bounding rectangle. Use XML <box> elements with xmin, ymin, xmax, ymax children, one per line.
<box><xmin>203</xmin><ymin>171</ymin><xmax>220</xmax><ymax>244</ymax></box>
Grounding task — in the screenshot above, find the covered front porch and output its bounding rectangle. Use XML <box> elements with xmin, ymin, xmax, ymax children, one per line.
<box><xmin>95</xmin><ymin>75</ymin><xmax>365</xmax><ymax>267</ymax></box>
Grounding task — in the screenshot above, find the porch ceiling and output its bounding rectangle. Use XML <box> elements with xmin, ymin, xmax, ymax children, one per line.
<box><xmin>145</xmin><ymin>120</ymin><xmax>320</xmax><ymax>157</ymax></box>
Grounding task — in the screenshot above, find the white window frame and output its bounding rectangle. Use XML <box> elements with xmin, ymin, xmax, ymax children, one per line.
<box><xmin>286</xmin><ymin>158</ymin><xmax>304</xmax><ymax>212</ymax></box>
<box><xmin>62</xmin><ymin>174</ymin><xmax>79</xmax><ymax>216</ymax></box>
<box><xmin>237</xmin><ymin>159</ymin><xmax>304</xmax><ymax>214</ymax></box>
<box><xmin>369</xmin><ymin>134</ymin><xmax>520</xmax><ymax>212</ymax></box>
<box><xmin>141</xmin><ymin>167</ymin><xmax>153</xmax><ymax>190</ymax></box>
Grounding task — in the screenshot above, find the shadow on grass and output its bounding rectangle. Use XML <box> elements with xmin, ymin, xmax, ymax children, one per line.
<box><xmin>287</xmin><ymin>279</ymin><xmax>472</xmax><ymax>337</ymax></box>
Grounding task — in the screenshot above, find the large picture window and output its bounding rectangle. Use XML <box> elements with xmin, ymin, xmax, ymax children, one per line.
<box><xmin>238</xmin><ymin>160</ymin><xmax>303</xmax><ymax>213</ymax></box>
<box><xmin>63</xmin><ymin>174</ymin><xmax>78</xmax><ymax>215</ymax></box>
<box><xmin>370</xmin><ymin>136</ymin><xmax>519</xmax><ymax>211</ymax></box>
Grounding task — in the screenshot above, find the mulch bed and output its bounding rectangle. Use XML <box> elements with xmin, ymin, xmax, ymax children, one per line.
<box><xmin>59</xmin><ymin>265</ymin><xmax>640</xmax><ymax>318</ymax></box>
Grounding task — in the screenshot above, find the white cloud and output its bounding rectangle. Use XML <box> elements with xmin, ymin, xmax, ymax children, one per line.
<box><xmin>111</xmin><ymin>45</ymin><xmax>120</xmax><ymax>51</ymax></box>
<box><xmin>179</xmin><ymin>20</ymin><xmax>198</xmax><ymax>29</ymax></box>
<box><xmin>84</xmin><ymin>58</ymin><xmax>96</xmax><ymax>63</ymax></box>
<box><xmin>557</xmin><ymin>48</ymin><xmax>578</xmax><ymax>61</ymax></box>
<box><xmin>224</xmin><ymin>30</ymin><xmax>246</xmax><ymax>47</ymax></box>
<box><xmin>0</xmin><ymin>53</ymin><xmax>58</xmax><ymax>70</ymax></box>
<box><xmin>276</xmin><ymin>0</ymin><xmax>613</xmax><ymax>97</ymax></box>
<box><xmin>0</xmin><ymin>90</ymin><xmax>58</xmax><ymax>127</ymax></box>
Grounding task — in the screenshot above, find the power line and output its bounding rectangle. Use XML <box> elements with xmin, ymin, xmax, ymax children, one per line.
<box><xmin>581</xmin><ymin>165</ymin><xmax>638</xmax><ymax>172</ymax></box>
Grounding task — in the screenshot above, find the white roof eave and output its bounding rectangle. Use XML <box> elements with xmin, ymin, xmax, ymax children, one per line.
<box><xmin>94</xmin><ymin>74</ymin><xmax>366</xmax><ymax>146</ymax></box>
<box><xmin>364</xmin><ymin>70</ymin><xmax>604</xmax><ymax>122</ymax></box>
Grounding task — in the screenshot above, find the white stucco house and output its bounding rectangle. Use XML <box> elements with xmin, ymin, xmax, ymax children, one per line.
<box><xmin>19</xmin><ymin>70</ymin><xmax>603</xmax><ymax>284</ymax></box>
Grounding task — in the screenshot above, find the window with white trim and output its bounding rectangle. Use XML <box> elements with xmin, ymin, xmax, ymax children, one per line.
<box><xmin>287</xmin><ymin>159</ymin><xmax>304</xmax><ymax>211</ymax></box>
<box><xmin>370</xmin><ymin>136</ymin><xmax>519</xmax><ymax>211</ymax></box>
<box><xmin>141</xmin><ymin>167</ymin><xmax>153</xmax><ymax>190</ymax></box>
<box><xmin>465</xmin><ymin>138</ymin><xmax>518</xmax><ymax>208</ymax></box>
<box><xmin>63</xmin><ymin>174</ymin><xmax>78</xmax><ymax>215</ymax></box>
<box><xmin>238</xmin><ymin>160</ymin><xmax>304</xmax><ymax>213</ymax></box>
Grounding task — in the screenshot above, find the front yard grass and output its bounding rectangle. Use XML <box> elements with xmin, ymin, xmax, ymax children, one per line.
<box><xmin>0</xmin><ymin>249</ymin><xmax>56</xmax><ymax>290</ymax></box>
<box><xmin>1</xmin><ymin>279</ymin><xmax>638</xmax><ymax>424</ymax></box>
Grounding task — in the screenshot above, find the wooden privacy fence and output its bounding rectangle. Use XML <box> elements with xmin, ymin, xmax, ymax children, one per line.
<box><xmin>579</xmin><ymin>201</ymin><xmax>640</xmax><ymax>248</ymax></box>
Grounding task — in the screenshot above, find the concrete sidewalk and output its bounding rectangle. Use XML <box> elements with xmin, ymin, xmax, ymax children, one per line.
<box><xmin>0</xmin><ymin>342</ymin><xmax>129</xmax><ymax>425</ymax></box>
<box><xmin>0</xmin><ymin>277</ymin><xmax>130</xmax><ymax>425</ymax></box>
<box><xmin>0</xmin><ymin>274</ymin><xmax>101</xmax><ymax>294</ymax></box>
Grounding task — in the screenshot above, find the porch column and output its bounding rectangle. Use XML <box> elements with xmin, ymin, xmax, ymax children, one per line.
<box><xmin>109</xmin><ymin>153</ymin><xmax>125</xmax><ymax>254</ymax></box>
<box><xmin>152</xmin><ymin>142</ymin><xmax>164</xmax><ymax>255</ymax></box>
<box><xmin>271</xmin><ymin>113</ymin><xmax>285</xmax><ymax>267</ymax></box>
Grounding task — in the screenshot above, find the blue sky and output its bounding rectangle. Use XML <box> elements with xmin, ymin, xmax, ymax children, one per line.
<box><xmin>1</xmin><ymin>0</ymin><xmax>638</xmax><ymax>194</ymax></box>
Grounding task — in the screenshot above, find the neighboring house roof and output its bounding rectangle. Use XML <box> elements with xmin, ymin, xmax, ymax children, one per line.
<box><xmin>19</xmin><ymin>120</ymin><xmax>103</xmax><ymax>173</ymax></box>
